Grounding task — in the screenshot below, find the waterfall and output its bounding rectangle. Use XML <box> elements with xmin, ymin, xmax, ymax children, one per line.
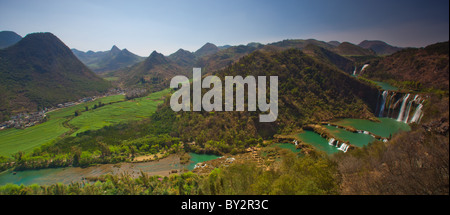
<box><xmin>352</xmin><ymin>66</ymin><xmax>357</xmax><ymax>76</ymax></box>
<box><xmin>403</xmin><ymin>95</ymin><xmax>419</xmax><ymax>123</ymax></box>
<box><xmin>377</xmin><ymin>92</ymin><xmax>425</xmax><ymax>124</ymax></box>
<box><xmin>397</xmin><ymin>94</ymin><xmax>410</xmax><ymax>122</ymax></box>
<box><xmin>386</xmin><ymin>92</ymin><xmax>396</xmax><ymax>117</ymax></box>
<box><xmin>371</xmin><ymin>90</ymin><xmax>425</xmax><ymax>124</ymax></box>
<box><xmin>378</xmin><ymin>91</ymin><xmax>388</xmax><ymax>117</ymax></box>
<box><xmin>338</xmin><ymin>143</ymin><xmax>350</xmax><ymax>153</ymax></box>
<box><xmin>360</xmin><ymin>64</ymin><xmax>369</xmax><ymax>73</ymax></box>
<box><xmin>410</xmin><ymin>103</ymin><xmax>424</xmax><ymax>123</ymax></box>
<box><xmin>328</xmin><ymin>138</ymin><xmax>335</xmax><ymax>146</ymax></box>
<box><xmin>403</xmin><ymin>99</ymin><xmax>414</xmax><ymax>123</ymax></box>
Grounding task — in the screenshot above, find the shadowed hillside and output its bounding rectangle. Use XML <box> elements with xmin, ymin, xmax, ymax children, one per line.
<box><xmin>333</xmin><ymin>42</ymin><xmax>376</xmax><ymax>56</ymax></box>
<box><xmin>362</xmin><ymin>41</ymin><xmax>449</xmax><ymax>90</ymax></box>
<box><xmin>0</xmin><ymin>31</ymin><xmax>22</xmax><ymax>49</ymax></box>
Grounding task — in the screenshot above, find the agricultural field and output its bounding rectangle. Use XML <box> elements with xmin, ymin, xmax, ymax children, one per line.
<box><xmin>69</xmin><ymin>88</ymin><xmax>171</xmax><ymax>135</ymax></box>
<box><xmin>0</xmin><ymin>118</ymin><xmax>69</xmax><ymax>157</ymax></box>
<box><xmin>0</xmin><ymin>89</ymin><xmax>171</xmax><ymax>157</ymax></box>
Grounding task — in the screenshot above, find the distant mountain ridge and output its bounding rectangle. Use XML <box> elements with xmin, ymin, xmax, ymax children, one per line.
<box><xmin>72</xmin><ymin>45</ymin><xmax>145</xmax><ymax>73</ymax></box>
<box><xmin>194</xmin><ymin>42</ymin><xmax>220</xmax><ymax>57</ymax></box>
<box><xmin>168</xmin><ymin>48</ymin><xmax>197</xmax><ymax>67</ymax></box>
<box><xmin>195</xmin><ymin>44</ymin><xmax>259</xmax><ymax>73</ymax></box>
<box><xmin>268</xmin><ymin>39</ymin><xmax>335</xmax><ymax>50</ymax></box>
<box><xmin>358</xmin><ymin>40</ymin><xmax>403</xmax><ymax>55</ymax></box>
<box><xmin>302</xmin><ymin>44</ymin><xmax>355</xmax><ymax>74</ymax></box>
<box><xmin>96</xmin><ymin>37</ymin><xmax>444</xmax><ymax>96</ymax></box>
<box><xmin>108</xmin><ymin>50</ymin><xmax>188</xmax><ymax>92</ymax></box>
<box><xmin>332</xmin><ymin>42</ymin><xmax>376</xmax><ymax>56</ymax></box>
<box><xmin>108</xmin><ymin>39</ymin><xmax>399</xmax><ymax>91</ymax></box>
<box><xmin>327</xmin><ymin>41</ymin><xmax>341</xmax><ymax>47</ymax></box>
<box><xmin>0</xmin><ymin>31</ymin><xmax>22</xmax><ymax>49</ymax></box>
<box><xmin>0</xmin><ymin>32</ymin><xmax>110</xmax><ymax>120</ymax></box>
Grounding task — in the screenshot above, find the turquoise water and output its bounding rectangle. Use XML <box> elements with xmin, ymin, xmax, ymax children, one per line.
<box><xmin>185</xmin><ymin>153</ymin><xmax>221</xmax><ymax>170</ymax></box>
<box><xmin>324</xmin><ymin>117</ymin><xmax>410</xmax><ymax>148</ymax></box>
<box><xmin>324</xmin><ymin>125</ymin><xmax>376</xmax><ymax>148</ymax></box>
<box><xmin>374</xmin><ymin>81</ymin><xmax>398</xmax><ymax>91</ymax></box>
<box><xmin>0</xmin><ymin>153</ymin><xmax>221</xmax><ymax>185</ymax></box>
<box><xmin>297</xmin><ymin>131</ymin><xmax>339</xmax><ymax>154</ymax></box>
<box><xmin>333</xmin><ymin>117</ymin><xmax>410</xmax><ymax>138</ymax></box>
<box><xmin>0</xmin><ymin>168</ymin><xmax>67</xmax><ymax>186</ymax></box>
<box><xmin>296</xmin><ymin>117</ymin><xmax>410</xmax><ymax>153</ymax></box>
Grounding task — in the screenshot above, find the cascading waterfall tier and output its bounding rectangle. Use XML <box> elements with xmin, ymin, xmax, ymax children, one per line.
<box><xmin>403</xmin><ymin>95</ymin><xmax>419</xmax><ymax>123</ymax></box>
<box><xmin>327</xmin><ymin>138</ymin><xmax>350</xmax><ymax>153</ymax></box>
<box><xmin>360</xmin><ymin>64</ymin><xmax>369</xmax><ymax>73</ymax></box>
<box><xmin>338</xmin><ymin>142</ymin><xmax>350</xmax><ymax>153</ymax></box>
<box><xmin>376</xmin><ymin>90</ymin><xmax>425</xmax><ymax>124</ymax></box>
<box><xmin>352</xmin><ymin>64</ymin><xmax>369</xmax><ymax>76</ymax></box>
<box><xmin>328</xmin><ymin>138</ymin><xmax>335</xmax><ymax>146</ymax></box>
<box><xmin>378</xmin><ymin>91</ymin><xmax>388</xmax><ymax>117</ymax></box>
<box><xmin>410</xmin><ymin>103</ymin><xmax>424</xmax><ymax>123</ymax></box>
<box><xmin>397</xmin><ymin>94</ymin><xmax>411</xmax><ymax>122</ymax></box>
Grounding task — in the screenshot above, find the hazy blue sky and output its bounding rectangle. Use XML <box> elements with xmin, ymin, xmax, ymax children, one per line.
<box><xmin>1</xmin><ymin>0</ymin><xmax>448</xmax><ymax>56</ymax></box>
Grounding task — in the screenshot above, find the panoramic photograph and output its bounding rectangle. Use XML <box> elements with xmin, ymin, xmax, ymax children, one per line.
<box><xmin>0</xmin><ymin>0</ymin><xmax>448</xmax><ymax>208</ymax></box>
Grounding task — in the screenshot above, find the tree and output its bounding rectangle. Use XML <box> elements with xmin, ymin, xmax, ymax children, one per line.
<box><xmin>13</xmin><ymin>151</ymin><xmax>25</xmax><ymax>162</ymax></box>
<box><xmin>98</xmin><ymin>142</ymin><xmax>111</xmax><ymax>157</ymax></box>
<box><xmin>72</xmin><ymin>147</ymin><xmax>82</xmax><ymax>166</ymax></box>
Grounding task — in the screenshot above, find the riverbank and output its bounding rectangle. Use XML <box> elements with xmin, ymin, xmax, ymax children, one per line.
<box><xmin>0</xmin><ymin>154</ymin><xmax>181</xmax><ymax>186</ymax></box>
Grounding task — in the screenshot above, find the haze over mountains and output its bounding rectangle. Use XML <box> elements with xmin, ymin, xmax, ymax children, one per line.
<box><xmin>71</xmin><ymin>45</ymin><xmax>145</xmax><ymax>73</ymax></box>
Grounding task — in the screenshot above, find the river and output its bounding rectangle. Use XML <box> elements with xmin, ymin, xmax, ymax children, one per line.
<box><xmin>0</xmin><ymin>153</ymin><xmax>221</xmax><ymax>186</ymax></box>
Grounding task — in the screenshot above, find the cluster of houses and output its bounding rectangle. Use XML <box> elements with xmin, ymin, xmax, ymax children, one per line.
<box><xmin>57</xmin><ymin>101</ymin><xmax>77</xmax><ymax>108</ymax></box>
<box><xmin>125</xmin><ymin>88</ymin><xmax>147</xmax><ymax>100</ymax></box>
<box><xmin>0</xmin><ymin>110</ymin><xmax>47</xmax><ymax>130</ymax></box>
<box><xmin>54</xmin><ymin>88</ymin><xmax>125</xmax><ymax>110</ymax></box>
<box><xmin>106</xmin><ymin>88</ymin><xmax>125</xmax><ymax>96</ymax></box>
